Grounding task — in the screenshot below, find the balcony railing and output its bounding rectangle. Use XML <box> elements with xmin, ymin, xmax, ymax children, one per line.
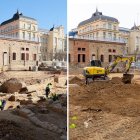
<box><xmin>69</xmin><ymin>36</ymin><xmax>126</xmax><ymax>43</ymax></box>
<box><xmin>0</xmin><ymin>34</ymin><xmax>39</xmax><ymax>42</ymax></box>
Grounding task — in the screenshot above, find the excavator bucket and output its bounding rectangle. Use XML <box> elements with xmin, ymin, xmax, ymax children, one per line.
<box><xmin>122</xmin><ymin>74</ymin><xmax>134</xmax><ymax>84</ymax></box>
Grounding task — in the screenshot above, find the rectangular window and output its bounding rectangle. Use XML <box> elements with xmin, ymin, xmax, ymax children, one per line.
<box><xmin>78</xmin><ymin>54</ymin><xmax>80</xmax><ymax>62</ymax></box>
<box><xmin>96</xmin><ymin>32</ymin><xmax>98</xmax><ymax>38</ymax></box>
<box><xmin>114</xmin><ymin>34</ymin><xmax>116</xmax><ymax>40</ymax></box>
<box><xmin>103</xmin><ymin>23</ymin><xmax>106</xmax><ymax>28</ymax></box>
<box><xmin>26</xmin><ymin>48</ymin><xmax>29</xmax><ymax>51</ymax></box>
<box><xmin>100</xmin><ymin>55</ymin><xmax>104</xmax><ymax>62</ymax></box>
<box><xmin>22</xmin><ymin>32</ymin><xmax>25</xmax><ymax>39</ymax></box>
<box><xmin>96</xmin><ymin>25</ymin><xmax>99</xmax><ymax>29</ymax></box>
<box><xmin>55</xmin><ymin>37</ymin><xmax>57</xmax><ymax>46</ymax></box>
<box><xmin>78</xmin><ymin>48</ymin><xmax>81</xmax><ymax>51</ymax></box>
<box><xmin>69</xmin><ymin>54</ymin><xmax>71</xmax><ymax>62</ymax></box>
<box><xmin>109</xmin><ymin>55</ymin><xmax>112</xmax><ymax>62</ymax></box>
<box><xmin>21</xmin><ymin>48</ymin><xmax>24</xmax><ymax>51</ymax></box>
<box><xmin>23</xmin><ymin>24</ymin><xmax>25</xmax><ymax>29</ymax></box>
<box><xmin>33</xmin><ymin>54</ymin><xmax>37</xmax><ymax>61</ymax></box>
<box><xmin>82</xmin><ymin>54</ymin><xmax>85</xmax><ymax>62</ymax></box>
<box><xmin>27</xmin><ymin>24</ymin><xmax>31</xmax><ymax>30</ymax></box>
<box><xmin>113</xmin><ymin>49</ymin><xmax>116</xmax><ymax>53</ymax></box>
<box><xmin>26</xmin><ymin>53</ymin><xmax>29</xmax><ymax>60</ymax></box>
<box><xmin>16</xmin><ymin>32</ymin><xmax>18</xmax><ymax>37</ymax></box>
<box><xmin>33</xmin><ymin>26</ymin><xmax>36</xmax><ymax>31</ymax></box>
<box><xmin>12</xmin><ymin>53</ymin><xmax>16</xmax><ymax>60</ymax></box>
<box><xmin>28</xmin><ymin>33</ymin><xmax>31</xmax><ymax>40</ymax></box>
<box><xmin>82</xmin><ymin>48</ymin><xmax>85</xmax><ymax>51</ymax></box>
<box><xmin>21</xmin><ymin>53</ymin><xmax>25</xmax><ymax>60</ymax></box>
<box><xmin>108</xmin><ymin>33</ymin><xmax>112</xmax><ymax>39</ymax></box>
<box><xmin>103</xmin><ymin>32</ymin><xmax>106</xmax><ymax>39</ymax></box>
<box><xmin>114</xmin><ymin>25</ymin><xmax>116</xmax><ymax>30</ymax></box>
<box><xmin>33</xmin><ymin>34</ymin><xmax>35</xmax><ymax>39</ymax></box>
<box><xmin>108</xmin><ymin>23</ymin><xmax>112</xmax><ymax>29</ymax></box>
<box><xmin>108</xmin><ymin>49</ymin><xmax>112</xmax><ymax>52</ymax></box>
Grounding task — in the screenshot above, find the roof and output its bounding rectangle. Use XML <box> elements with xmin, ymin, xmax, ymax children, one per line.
<box><xmin>131</xmin><ymin>23</ymin><xmax>139</xmax><ymax>30</ymax></box>
<box><xmin>69</xmin><ymin>31</ymin><xmax>78</xmax><ymax>36</ymax></box>
<box><xmin>50</xmin><ymin>26</ymin><xmax>54</xmax><ymax>31</ymax></box>
<box><xmin>1</xmin><ymin>10</ymin><xmax>36</xmax><ymax>26</ymax></box>
<box><xmin>78</xmin><ymin>8</ymin><xmax>119</xmax><ymax>27</ymax></box>
<box><xmin>39</xmin><ymin>28</ymin><xmax>49</xmax><ymax>34</ymax></box>
<box><xmin>119</xmin><ymin>27</ymin><xmax>130</xmax><ymax>32</ymax></box>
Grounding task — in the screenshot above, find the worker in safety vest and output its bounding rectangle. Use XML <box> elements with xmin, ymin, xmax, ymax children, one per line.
<box><xmin>45</xmin><ymin>83</ymin><xmax>52</xmax><ymax>98</ymax></box>
<box><xmin>0</xmin><ymin>100</ymin><xmax>6</xmax><ymax>111</ymax></box>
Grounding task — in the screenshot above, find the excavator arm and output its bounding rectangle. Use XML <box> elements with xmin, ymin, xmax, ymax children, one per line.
<box><xmin>105</xmin><ymin>55</ymin><xmax>135</xmax><ymax>83</ymax></box>
<box><xmin>105</xmin><ymin>55</ymin><xmax>135</xmax><ymax>75</ymax></box>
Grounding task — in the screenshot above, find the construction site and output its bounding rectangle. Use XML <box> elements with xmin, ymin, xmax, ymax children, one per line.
<box><xmin>69</xmin><ymin>65</ymin><xmax>140</xmax><ymax>140</ymax></box>
<box><xmin>0</xmin><ymin>70</ymin><xmax>67</xmax><ymax>140</ymax></box>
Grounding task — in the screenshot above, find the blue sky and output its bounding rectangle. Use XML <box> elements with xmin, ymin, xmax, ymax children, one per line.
<box><xmin>0</xmin><ymin>0</ymin><xmax>67</xmax><ymax>32</ymax></box>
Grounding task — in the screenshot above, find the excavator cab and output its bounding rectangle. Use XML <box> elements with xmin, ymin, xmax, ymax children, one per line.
<box><xmin>90</xmin><ymin>60</ymin><xmax>102</xmax><ymax>67</ymax></box>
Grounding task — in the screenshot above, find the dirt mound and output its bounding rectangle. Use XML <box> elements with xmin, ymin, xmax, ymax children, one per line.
<box><xmin>70</xmin><ymin>75</ymin><xmax>140</xmax><ymax>139</ymax></box>
<box><xmin>0</xmin><ymin>72</ymin><xmax>7</xmax><ymax>79</ymax></box>
<box><xmin>0</xmin><ymin>120</ymin><xmax>34</xmax><ymax>140</ymax></box>
<box><xmin>69</xmin><ymin>76</ymin><xmax>82</xmax><ymax>84</ymax></box>
<box><xmin>0</xmin><ymin>78</ymin><xmax>22</xmax><ymax>93</ymax></box>
<box><xmin>111</xmin><ymin>77</ymin><xmax>122</xmax><ymax>84</ymax></box>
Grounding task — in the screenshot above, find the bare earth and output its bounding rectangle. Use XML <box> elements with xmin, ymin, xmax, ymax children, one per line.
<box><xmin>69</xmin><ymin>69</ymin><xmax>140</xmax><ymax>140</ymax></box>
<box><xmin>0</xmin><ymin>71</ymin><xmax>67</xmax><ymax>140</ymax></box>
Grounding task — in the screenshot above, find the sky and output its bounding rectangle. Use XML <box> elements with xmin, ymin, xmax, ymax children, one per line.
<box><xmin>0</xmin><ymin>0</ymin><xmax>67</xmax><ymax>32</ymax></box>
<box><xmin>68</xmin><ymin>0</ymin><xmax>140</xmax><ymax>31</ymax></box>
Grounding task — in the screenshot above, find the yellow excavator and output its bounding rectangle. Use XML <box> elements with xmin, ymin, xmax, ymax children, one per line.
<box><xmin>83</xmin><ymin>55</ymin><xmax>136</xmax><ymax>84</ymax></box>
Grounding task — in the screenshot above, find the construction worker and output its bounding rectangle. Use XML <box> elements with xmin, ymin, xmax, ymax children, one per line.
<box><xmin>45</xmin><ymin>83</ymin><xmax>52</xmax><ymax>98</ymax></box>
<box><xmin>0</xmin><ymin>100</ymin><xmax>6</xmax><ymax>111</ymax></box>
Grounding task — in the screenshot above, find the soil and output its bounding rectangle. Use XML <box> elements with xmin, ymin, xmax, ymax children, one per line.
<box><xmin>0</xmin><ymin>71</ymin><xmax>67</xmax><ymax>140</ymax></box>
<box><xmin>69</xmin><ymin>74</ymin><xmax>140</xmax><ymax>140</ymax></box>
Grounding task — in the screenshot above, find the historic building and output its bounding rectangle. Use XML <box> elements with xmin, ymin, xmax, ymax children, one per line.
<box><xmin>47</xmin><ymin>26</ymin><xmax>66</xmax><ymax>61</ymax></box>
<box><xmin>0</xmin><ymin>37</ymin><xmax>40</xmax><ymax>71</ymax></box>
<box><xmin>0</xmin><ymin>11</ymin><xmax>41</xmax><ymax>71</ymax></box>
<box><xmin>38</xmin><ymin>26</ymin><xmax>66</xmax><ymax>61</ymax></box>
<box><xmin>77</xmin><ymin>8</ymin><xmax>121</xmax><ymax>43</ymax></box>
<box><xmin>0</xmin><ymin>10</ymin><xmax>39</xmax><ymax>42</ymax></box>
<box><xmin>38</xmin><ymin>28</ymin><xmax>49</xmax><ymax>61</ymax></box>
<box><xmin>0</xmin><ymin>11</ymin><xmax>66</xmax><ymax>71</ymax></box>
<box><xmin>69</xmin><ymin>8</ymin><xmax>140</xmax><ymax>66</ymax></box>
<box><xmin>69</xmin><ymin>38</ymin><xmax>126</xmax><ymax>67</ymax></box>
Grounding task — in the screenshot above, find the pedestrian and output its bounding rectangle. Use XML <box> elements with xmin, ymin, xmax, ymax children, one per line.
<box><xmin>0</xmin><ymin>99</ymin><xmax>6</xmax><ymax>111</ymax></box>
<box><xmin>45</xmin><ymin>83</ymin><xmax>52</xmax><ymax>98</ymax></box>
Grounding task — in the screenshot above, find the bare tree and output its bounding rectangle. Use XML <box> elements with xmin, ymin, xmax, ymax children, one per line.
<box><xmin>54</xmin><ymin>51</ymin><xmax>67</xmax><ymax>61</ymax></box>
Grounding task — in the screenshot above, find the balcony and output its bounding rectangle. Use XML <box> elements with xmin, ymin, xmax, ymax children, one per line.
<box><xmin>0</xmin><ymin>34</ymin><xmax>39</xmax><ymax>42</ymax></box>
<box><xmin>69</xmin><ymin>36</ymin><xmax>126</xmax><ymax>43</ymax></box>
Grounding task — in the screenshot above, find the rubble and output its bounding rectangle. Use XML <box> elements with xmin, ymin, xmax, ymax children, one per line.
<box><xmin>8</xmin><ymin>95</ymin><xmax>16</xmax><ymax>101</ymax></box>
<box><xmin>0</xmin><ymin>78</ymin><xmax>25</xmax><ymax>93</ymax></box>
<box><xmin>0</xmin><ymin>71</ymin><xmax>67</xmax><ymax>139</ymax></box>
